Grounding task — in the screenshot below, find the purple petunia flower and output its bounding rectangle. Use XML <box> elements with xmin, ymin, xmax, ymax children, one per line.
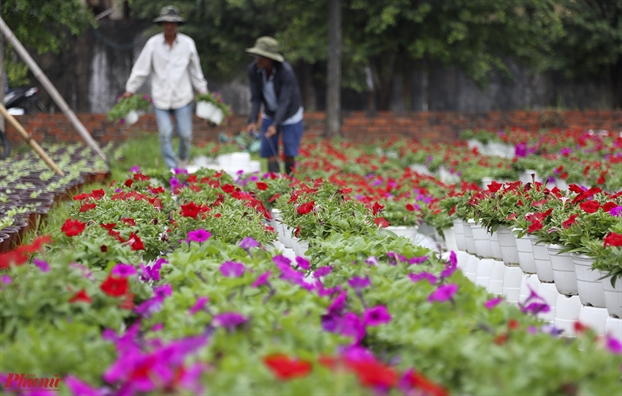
<box><xmin>212</xmin><ymin>312</ymin><xmax>247</xmax><ymax>330</ymax></box>
<box><xmin>239</xmin><ymin>237</ymin><xmax>259</xmax><ymax>250</ymax></box>
<box><xmin>609</xmin><ymin>206</ymin><xmax>622</xmax><ymax>217</ymax></box>
<box><xmin>348</xmin><ymin>276</ymin><xmax>371</xmax><ymax>290</ymax></box>
<box><xmin>187</xmin><ymin>229</ymin><xmax>211</xmax><ymax>243</ymax></box>
<box><xmin>328</xmin><ymin>291</ymin><xmax>347</xmax><ymax>315</ymax></box>
<box><xmin>219</xmin><ymin>262</ymin><xmax>246</xmax><ymax>278</ymax></box>
<box><xmin>606</xmin><ymin>335</ymin><xmax>622</xmax><ymax>354</ymax></box>
<box><xmin>541</xmin><ymin>323</ymin><xmax>564</xmax><ymax>337</ymax></box>
<box><xmin>140</xmin><ymin>260</ymin><xmax>163</xmax><ymax>282</ymax></box>
<box><xmin>408</xmin><ymin>255</ymin><xmax>428</xmax><ymax>265</ymax></box>
<box><xmin>515</xmin><ymin>142</ymin><xmax>528</xmax><ymax>158</ymax></box>
<box><xmin>65</xmin><ymin>376</ymin><xmax>106</xmax><ymax>396</ymax></box>
<box><xmin>169</xmin><ymin>177</ymin><xmax>180</xmax><ymax>190</ymax></box>
<box><xmin>129</xmin><ymin>165</ymin><xmax>140</xmax><ymax>173</ymax></box>
<box><xmin>313</xmin><ymin>266</ymin><xmax>332</xmax><ymax>279</ymax></box>
<box><xmin>408</xmin><ymin>272</ymin><xmax>438</xmax><ymax>285</ymax></box>
<box><xmin>189</xmin><ymin>296</ymin><xmax>209</xmax><ymax>315</ymax></box>
<box><xmin>1</xmin><ymin>275</ymin><xmax>11</xmax><ymax>284</ymax></box>
<box><xmin>363</xmin><ymin>306</ymin><xmax>392</xmax><ymax>326</ymax></box>
<box><xmin>135</xmin><ymin>296</ymin><xmax>164</xmax><ymax>318</ymax></box>
<box><xmin>273</xmin><ymin>255</ymin><xmax>291</xmax><ymax>267</ymax></box>
<box><xmin>522</xmin><ymin>302</ymin><xmax>550</xmax><ymax>315</ymax></box>
<box><xmin>340</xmin><ymin>312</ymin><xmax>366</xmax><ymax>341</ymax></box>
<box><xmin>428</xmin><ymin>284</ymin><xmax>458</xmax><ymax>303</ymax></box>
<box><xmin>365</xmin><ymin>256</ymin><xmax>378</xmax><ymax>266</ymax></box>
<box><xmin>295</xmin><ymin>256</ymin><xmax>310</xmax><ymax>270</ymax></box>
<box><xmin>112</xmin><ymin>263</ymin><xmax>137</xmax><ymax>277</ymax></box>
<box><xmin>155</xmin><ymin>284</ymin><xmax>172</xmax><ymax>298</ymax></box>
<box><xmin>33</xmin><ymin>258</ymin><xmax>50</xmax><ymax>272</ymax></box>
<box><xmin>251</xmin><ymin>270</ymin><xmax>271</xmax><ymax>288</ymax></box>
<box><xmin>485</xmin><ymin>297</ymin><xmax>503</xmax><ymax>310</ymax></box>
<box><xmin>151</xmin><ymin>323</ymin><xmax>163</xmax><ymax>331</ymax></box>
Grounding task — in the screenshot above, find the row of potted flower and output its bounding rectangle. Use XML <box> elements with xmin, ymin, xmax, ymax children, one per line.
<box><xmin>2</xmin><ymin>160</ymin><xmax>620</xmax><ymax>394</ymax></box>
<box><xmin>0</xmin><ymin>143</ymin><xmax>111</xmax><ymax>253</ymax></box>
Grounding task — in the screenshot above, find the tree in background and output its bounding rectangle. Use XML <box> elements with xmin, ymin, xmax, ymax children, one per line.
<box><xmin>1</xmin><ymin>0</ymin><xmax>95</xmax><ymax>87</ymax></box>
<box><xmin>545</xmin><ymin>0</ymin><xmax>622</xmax><ymax>108</ymax></box>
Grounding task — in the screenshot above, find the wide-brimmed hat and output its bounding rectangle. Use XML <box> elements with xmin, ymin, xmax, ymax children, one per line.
<box><xmin>153</xmin><ymin>5</ymin><xmax>186</xmax><ymax>24</ymax></box>
<box><xmin>245</xmin><ymin>37</ymin><xmax>284</xmax><ymax>62</ymax></box>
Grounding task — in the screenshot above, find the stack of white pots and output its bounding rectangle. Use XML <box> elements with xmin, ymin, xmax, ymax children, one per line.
<box><xmin>447</xmin><ymin>218</ymin><xmax>622</xmax><ymax>339</ymax></box>
<box><xmin>269</xmin><ymin>209</ymin><xmax>310</xmax><ymax>263</ymax></box>
<box><xmin>216</xmin><ymin>152</ymin><xmax>262</xmax><ymax>176</ymax></box>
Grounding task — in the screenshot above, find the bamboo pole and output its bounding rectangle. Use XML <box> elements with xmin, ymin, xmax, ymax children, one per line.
<box><xmin>0</xmin><ymin>104</ymin><xmax>64</xmax><ymax>176</ymax></box>
<box><xmin>0</xmin><ymin>16</ymin><xmax>107</xmax><ymax>163</ymax></box>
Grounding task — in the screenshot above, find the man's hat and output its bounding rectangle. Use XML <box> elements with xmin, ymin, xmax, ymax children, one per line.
<box><xmin>245</xmin><ymin>37</ymin><xmax>284</xmax><ymax>62</ymax></box>
<box><xmin>153</xmin><ymin>5</ymin><xmax>186</xmax><ymax>24</ymax></box>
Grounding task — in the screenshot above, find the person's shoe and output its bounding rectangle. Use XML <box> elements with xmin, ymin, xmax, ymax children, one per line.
<box><xmin>177</xmin><ymin>159</ymin><xmax>189</xmax><ymax>169</ymax></box>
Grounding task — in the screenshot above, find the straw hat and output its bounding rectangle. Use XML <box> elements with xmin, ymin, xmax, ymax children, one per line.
<box><xmin>245</xmin><ymin>37</ymin><xmax>284</xmax><ymax>62</ymax></box>
<box><xmin>153</xmin><ymin>5</ymin><xmax>186</xmax><ymax>24</ymax></box>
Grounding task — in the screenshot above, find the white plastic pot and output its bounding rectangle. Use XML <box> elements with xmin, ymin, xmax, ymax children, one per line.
<box><xmin>555</xmin><ymin>294</ymin><xmax>582</xmax><ymax>337</ymax></box>
<box><xmin>602</xmin><ymin>275</ymin><xmax>622</xmax><ymax>318</ymax></box>
<box><xmin>124</xmin><ymin>109</ymin><xmax>141</xmax><ymax>126</ymax></box>
<box><xmin>465</xmin><ymin>254</ymin><xmax>479</xmax><ymax>282</ymax></box>
<box><xmin>537</xmin><ymin>283</ymin><xmax>558</xmax><ymax>322</ymax></box>
<box><xmin>490</xmin><ymin>231</ymin><xmax>503</xmax><ymax>261</ymax></box>
<box><xmin>528</xmin><ymin>235</ymin><xmax>554</xmax><ymax>282</ymax></box>
<box><xmin>230</xmin><ymin>152</ymin><xmax>251</xmax><ymax>173</ymax></box>
<box><xmin>573</xmin><ymin>254</ymin><xmax>606</xmax><ymax>308</ymax></box>
<box><xmin>547</xmin><ymin>244</ymin><xmax>578</xmax><ymax>296</ymax></box>
<box><xmin>488</xmin><ymin>260</ymin><xmax>506</xmax><ymax>295</ymax></box>
<box><xmin>496</xmin><ymin>226</ymin><xmax>519</xmax><ymax>265</ymax></box>
<box><xmin>210</xmin><ymin>107</ymin><xmax>225</xmax><ymax>125</ymax></box>
<box><xmin>443</xmin><ymin>227</ymin><xmax>458</xmax><ymax>252</ymax></box>
<box><xmin>471</xmin><ymin>223</ymin><xmax>493</xmax><ymax>258</ymax></box>
<box><xmin>502</xmin><ymin>265</ymin><xmax>523</xmax><ymax>303</ymax></box>
<box><xmin>196</xmin><ymin>101</ymin><xmax>216</xmax><ymax>119</ymax></box>
<box><xmin>464</xmin><ymin>220</ymin><xmax>477</xmax><ymax>255</ymax></box>
<box><xmin>453</xmin><ymin>219</ymin><xmax>467</xmax><ymax>251</ymax></box>
<box><xmin>578</xmin><ymin>305</ymin><xmax>608</xmax><ymax>336</ymax></box>
<box><xmin>516</xmin><ymin>234</ymin><xmax>537</xmax><ymax>274</ymax></box>
<box><xmin>605</xmin><ymin>317</ymin><xmax>622</xmax><ymax>341</ymax></box>
<box><xmin>386</xmin><ymin>226</ymin><xmax>419</xmax><ymax>241</ymax></box>
<box><xmin>475</xmin><ymin>258</ymin><xmax>494</xmax><ymax>289</ymax></box>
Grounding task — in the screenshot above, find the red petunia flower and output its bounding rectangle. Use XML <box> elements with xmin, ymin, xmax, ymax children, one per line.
<box><xmin>69</xmin><ymin>289</ymin><xmax>91</xmax><ymax>304</ymax></box>
<box><xmin>405</xmin><ymin>204</ymin><xmax>415</xmax><ymax>212</ymax></box>
<box><xmin>256</xmin><ymin>182</ymin><xmax>269</xmax><ymax>191</ymax></box>
<box><xmin>403</xmin><ymin>369</ymin><xmax>448</xmax><ymax>396</ymax></box>
<box><xmin>527</xmin><ymin>220</ymin><xmax>543</xmax><ymax>233</ymax></box>
<box><xmin>100</xmin><ymin>275</ymin><xmax>129</xmax><ymax>297</ymax></box>
<box><xmin>579</xmin><ymin>201</ymin><xmax>600</xmax><ymax>214</ymax></box>
<box><xmin>128</xmin><ymin>233</ymin><xmax>145</xmax><ymax>251</ymax></box>
<box><xmin>372</xmin><ymin>202</ymin><xmax>384</xmax><ymax>215</ymax></box>
<box><xmin>562</xmin><ymin>214</ymin><xmax>579</xmax><ymax>229</ymax></box>
<box><xmin>346</xmin><ymin>359</ymin><xmax>398</xmax><ymax>388</ymax></box>
<box><xmin>61</xmin><ymin>219</ymin><xmax>86</xmax><ymax>237</ymax></box>
<box><xmin>297</xmin><ymin>201</ymin><xmax>315</xmax><ymax>215</ymax></box>
<box><xmin>100</xmin><ymin>245</ymin><xmax>108</xmax><ymax>253</ymax></box>
<box><xmin>269</xmin><ymin>193</ymin><xmax>280</xmax><ymax>203</ymax></box>
<box><xmin>263</xmin><ymin>354</ymin><xmax>312</xmax><ymax>380</ymax></box>
<box><xmin>80</xmin><ymin>203</ymin><xmax>96</xmax><ymax>212</ymax></box>
<box><xmin>487</xmin><ymin>181</ymin><xmax>502</xmax><ymax>193</ymax></box>
<box><xmin>124</xmin><ymin>179</ymin><xmax>133</xmax><ymax>188</ymax></box>
<box><xmin>122</xmin><ymin>218</ymin><xmax>136</xmax><ymax>226</ymax></box>
<box><xmin>222</xmin><ymin>184</ymin><xmax>235</xmax><ymax>193</ymax></box>
<box><xmin>604</xmin><ymin>232</ymin><xmax>622</xmax><ymax>247</ymax></box>
<box><xmin>180</xmin><ymin>202</ymin><xmax>201</xmax><ymax>218</ymax></box>
<box><xmin>374</xmin><ymin>217</ymin><xmax>390</xmax><ymax>228</ymax></box>
<box><xmin>603</xmin><ymin>202</ymin><xmax>617</xmax><ymax>212</ymax></box>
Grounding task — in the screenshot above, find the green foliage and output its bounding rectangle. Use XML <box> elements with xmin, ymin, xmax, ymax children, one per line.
<box><xmin>3</xmin><ymin>0</ymin><xmax>95</xmax><ymax>54</ymax></box>
<box><xmin>107</xmin><ymin>94</ymin><xmax>152</xmax><ymax>122</ymax></box>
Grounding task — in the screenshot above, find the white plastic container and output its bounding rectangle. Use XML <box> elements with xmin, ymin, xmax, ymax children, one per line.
<box><xmin>555</xmin><ymin>294</ymin><xmax>582</xmax><ymax>337</ymax></box>
<box><xmin>528</xmin><ymin>235</ymin><xmax>554</xmax><ymax>282</ymax></box>
<box><xmin>488</xmin><ymin>260</ymin><xmax>506</xmax><ymax>295</ymax></box>
<box><xmin>196</xmin><ymin>101</ymin><xmax>216</xmax><ymax>119</ymax></box>
<box><xmin>464</xmin><ymin>220</ymin><xmax>477</xmax><ymax>255</ymax></box>
<box><xmin>496</xmin><ymin>226</ymin><xmax>519</xmax><ymax>265</ymax></box>
<box><xmin>547</xmin><ymin>244</ymin><xmax>578</xmax><ymax>295</ymax></box>
<box><xmin>453</xmin><ymin>219</ymin><xmax>467</xmax><ymax>251</ymax></box>
<box><xmin>502</xmin><ymin>265</ymin><xmax>523</xmax><ymax>303</ymax></box>
<box><xmin>573</xmin><ymin>254</ymin><xmax>606</xmax><ymax>308</ymax></box>
<box><xmin>124</xmin><ymin>109</ymin><xmax>141</xmax><ymax>125</ymax></box>
<box><xmin>516</xmin><ymin>234</ymin><xmax>537</xmax><ymax>274</ymax></box>
<box><xmin>471</xmin><ymin>223</ymin><xmax>493</xmax><ymax>258</ymax></box>
<box><xmin>602</xmin><ymin>275</ymin><xmax>622</xmax><ymax>318</ymax></box>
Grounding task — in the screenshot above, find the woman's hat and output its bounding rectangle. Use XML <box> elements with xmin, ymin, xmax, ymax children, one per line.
<box><xmin>153</xmin><ymin>5</ymin><xmax>186</xmax><ymax>24</ymax></box>
<box><xmin>245</xmin><ymin>37</ymin><xmax>284</xmax><ymax>62</ymax></box>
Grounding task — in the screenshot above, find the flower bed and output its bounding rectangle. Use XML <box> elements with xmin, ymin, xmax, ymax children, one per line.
<box><xmin>1</xmin><ymin>130</ymin><xmax>622</xmax><ymax>395</ymax></box>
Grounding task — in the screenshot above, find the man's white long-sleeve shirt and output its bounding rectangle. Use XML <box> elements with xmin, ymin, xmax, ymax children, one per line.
<box><xmin>125</xmin><ymin>33</ymin><xmax>208</xmax><ymax>110</ymax></box>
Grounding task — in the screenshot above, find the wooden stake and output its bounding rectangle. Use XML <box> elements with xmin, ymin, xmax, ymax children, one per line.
<box><xmin>0</xmin><ymin>104</ymin><xmax>65</xmax><ymax>176</ymax></box>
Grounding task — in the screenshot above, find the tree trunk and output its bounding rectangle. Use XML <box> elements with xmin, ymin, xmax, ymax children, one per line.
<box><xmin>611</xmin><ymin>60</ymin><xmax>622</xmax><ymax>109</ymax></box>
<box><xmin>370</xmin><ymin>52</ymin><xmax>397</xmax><ymax>111</ymax></box>
<box><xmin>325</xmin><ymin>0</ymin><xmax>342</xmax><ymax>137</ymax></box>
<box><xmin>299</xmin><ymin>62</ymin><xmax>317</xmax><ymax>112</ymax></box>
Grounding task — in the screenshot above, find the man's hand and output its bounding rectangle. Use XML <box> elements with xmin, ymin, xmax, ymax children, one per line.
<box><xmin>265</xmin><ymin>125</ymin><xmax>277</xmax><ymax>138</ymax></box>
<box><xmin>246</xmin><ymin>123</ymin><xmax>257</xmax><ymax>135</ymax></box>
<box><xmin>121</xmin><ymin>92</ymin><xmax>134</xmax><ymax>99</ymax></box>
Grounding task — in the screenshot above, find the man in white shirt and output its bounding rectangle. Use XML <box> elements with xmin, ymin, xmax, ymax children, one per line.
<box><xmin>122</xmin><ymin>5</ymin><xmax>208</xmax><ymax>170</ymax></box>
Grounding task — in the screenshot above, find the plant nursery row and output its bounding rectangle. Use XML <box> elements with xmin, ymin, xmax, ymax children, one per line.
<box><xmin>1</xmin><ymin>127</ymin><xmax>621</xmax><ymax>395</ymax></box>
